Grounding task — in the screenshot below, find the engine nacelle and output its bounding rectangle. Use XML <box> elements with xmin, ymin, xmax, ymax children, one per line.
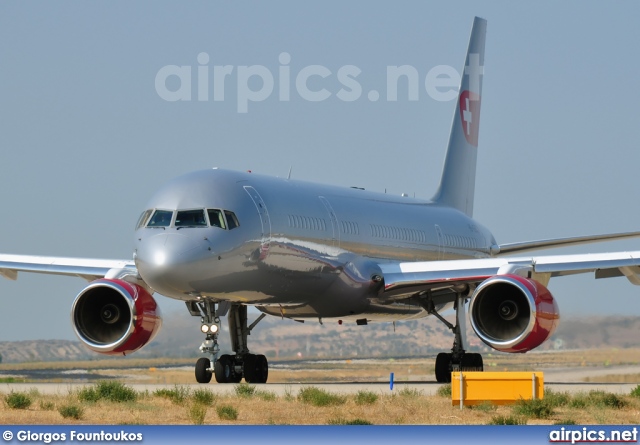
<box><xmin>71</xmin><ymin>279</ymin><xmax>162</xmax><ymax>355</ymax></box>
<box><xmin>469</xmin><ymin>274</ymin><xmax>559</xmax><ymax>353</ymax></box>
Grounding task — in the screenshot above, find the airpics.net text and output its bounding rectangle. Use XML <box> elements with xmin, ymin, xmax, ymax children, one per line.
<box><xmin>154</xmin><ymin>52</ymin><xmax>483</xmax><ymax>113</ymax></box>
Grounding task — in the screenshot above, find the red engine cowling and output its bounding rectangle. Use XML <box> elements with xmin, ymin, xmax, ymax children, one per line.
<box><xmin>71</xmin><ymin>279</ymin><xmax>162</xmax><ymax>355</ymax></box>
<box><xmin>468</xmin><ymin>274</ymin><xmax>559</xmax><ymax>353</ymax></box>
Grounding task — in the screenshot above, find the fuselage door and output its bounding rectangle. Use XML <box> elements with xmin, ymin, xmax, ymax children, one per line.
<box><xmin>319</xmin><ymin>196</ymin><xmax>339</xmax><ymax>247</ymax></box>
<box><xmin>244</xmin><ymin>186</ymin><xmax>271</xmax><ymax>256</ymax></box>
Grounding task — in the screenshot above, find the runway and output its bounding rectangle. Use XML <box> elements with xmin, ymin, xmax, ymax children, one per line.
<box><xmin>3</xmin><ymin>365</ymin><xmax>639</xmax><ymax>396</ymax></box>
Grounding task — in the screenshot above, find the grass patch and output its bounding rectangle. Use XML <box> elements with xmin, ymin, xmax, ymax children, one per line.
<box><xmin>256</xmin><ymin>390</ymin><xmax>276</xmax><ymax>401</ymax></box>
<box><xmin>569</xmin><ymin>391</ymin><xmax>626</xmax><ymax>409</ymax></box>
<box><xmin>216</xmin><ymin>405</ymin><xmax>238</xmax><ymax>421</ymax></box>
<box><xmin>298</xmin><ymin>386</ymin><xmax>347</xmax><ymax>407</ymax></box>
<box><xmin>470</xmin><ymin>401</ymin><xmax>496</xmax><ymax>412</ymax></box>
<box><xmin>283</xmin><ymin>385</ymin><xmax>295</xmax><ymax>402</ymax></box>
<box><xmin>568</xmin><ymin>393</ymin><xmax>588</xmax><ymax>409</ymax></box>
<box><xmin>78</xmin><ymin>381</ymin><xmax>137</xmax><ymax>403</ymax></box>
<box><xmin>436</xmin><ymin>384</ymin><xmax>451</xmax><ymax>398</ymax></box>
<box><xmin>545</xmin><ymin>389</ymin><xmax>571</xmax><ymax>408</ymax></box>
<box><xmin>39</xmin><ymin>400</ymin><xmax>55</xmax><ymax>411</ymax></box>
<box><xmin>513</xmin><ymin>398</ymin><xmax>554</xmax><ymax>419</ymax></box>
<box><xmin>631</xmin><ymin>385</ymin><xmax>640</xmax><ymax>398</ymax></box>
<box><xmin>77</xmin><ymin>387</ymin><xmax>100</xmax><ymax>403</ymax></box>
<box><xmin>58</xmin><ymin>404</ymin><xmax>83</xmax><ymax>420</ymax></box>
<box><xmin>0</xmin><ymin>377</ymin><xmax>25</xmax><ymax>383</ymax></box>
<box><xmin>327</xmin><ymin>417</ymin><xmax>373</xmax><ymax>425</ymax></box>
<box><xmin>153</xmin><ymin>385</ymin><xmax>190</xmax><ymax>405</ymax></box>
<box><xmin>232</xmin><ymin>383</ymin><xmax>274</xmax><ymax>400</ymax></box>
<box><xmin>354</xmin><ymin>390</ymin><xmax>378</xmax><ymax>405</ymax></box>
<box><xmin>397</xmin><ymin>387</ymin><xmax>422</xmax><ymax>398</ymax></box>
<box><xmin>488</xmin><ymin>415</ymin><xmax>526</xmax><ymax>425</ymax></box>
<box><xmin>234</xmin><ymin>383</ymin><xmax>256</xmax><ymax>398</ymax></box>
<box><xmin>585</xmin><ymin>391</ymin><xmax>626</xmax><ymax>409</ymax></box>
<box><xmin>554</xmin><ymin>419</ymin><xmax>578</xmax><ymax>425</ymax></box>
<box><xmin>5</xmin><ymin>391</ymin><xmax>32</xmax><ymax>409</ymax></box>
<box><xmin>193</xmin><ymin>389</ymin><xmax>215</xmax><ymax>405</ymax></box>
<box><xmin>97</xmin><ymin>381</ymin><xmax>137</xmax><ymax>403</ymax></box>
<box><xmin>188</xmin><ymin>403</ymin><xmax>207</xmax><ymax>425</ymax></box>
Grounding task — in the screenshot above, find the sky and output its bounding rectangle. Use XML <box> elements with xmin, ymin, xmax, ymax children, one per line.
<box><xmin>1</xmin><ymin>1</ymin><xmax>640</xmax><ymax>342</ymax></box>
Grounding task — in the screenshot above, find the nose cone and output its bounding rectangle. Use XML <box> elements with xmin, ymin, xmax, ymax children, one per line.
<box><xmin>135</xmin><ymin>233</ymin><xmax>208</xmax><ymax>297</ymax></box>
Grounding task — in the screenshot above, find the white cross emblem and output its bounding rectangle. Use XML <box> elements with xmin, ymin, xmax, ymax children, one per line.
<box><xmin>462</xmin><ymin>97</ymin><xmax>472</xmax><ymax>135</ymax></box>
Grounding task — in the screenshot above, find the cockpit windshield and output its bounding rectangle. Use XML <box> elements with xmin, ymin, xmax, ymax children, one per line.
<box><xmin>176</xmin><ymin>209</ymin><xmax>207</xmax><ymax>228</ymax></box>
<box><xmin>207</xmin><ymin>209</ymin><xmax>226</xmax><ymax>229</ymax></box>
<box><xmin>140</xmin><ymin>208</ymin><xmax>239</xmax><ymax>230</ymax></box>
<box><xmin>135</xmin><ymin>209</ymin><xmax>153</xmax><ymax>230</ymax></box>
<box><xmin>225</xmin><ymin>210</ymin><xmax>240</xmax><ymax>229</ymax></box>
<box><xmin>147</xmin><ymin>210</ymin><xmax>173</xmax><ymax>227</ymax></box>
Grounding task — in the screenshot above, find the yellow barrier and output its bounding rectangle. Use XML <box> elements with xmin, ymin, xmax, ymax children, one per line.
<box><xmin>451</xmin><ymin>371</ymin><xmax>544</xmax><ymax>408</ymax></box>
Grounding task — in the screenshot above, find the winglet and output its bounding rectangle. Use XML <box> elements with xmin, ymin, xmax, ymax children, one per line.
<box><xmin>432</xmin><ymin>17</ymin><xmax>487</xmax><ymax>217</ymax></box>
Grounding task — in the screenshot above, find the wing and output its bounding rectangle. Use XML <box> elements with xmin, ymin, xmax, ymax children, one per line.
<box><xmin>379</xmin><ymin>251</ymin><xmax>640</xmax><ymax>300</ymax></box>
<box><xmin>0</xmin><ymin>254</ymin><xmax>137</xmax><ymax>283</ymax></box>
<box><xmin>494</xmin><ymin>231</ymin><xmax>640</xmax><ymax>255</ymax></box>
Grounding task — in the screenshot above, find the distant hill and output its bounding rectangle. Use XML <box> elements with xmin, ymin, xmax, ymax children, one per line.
<box><xmin>1</xmin><ymin>313</ymin><xmax>639</xmax><ymax>363</ymax></box>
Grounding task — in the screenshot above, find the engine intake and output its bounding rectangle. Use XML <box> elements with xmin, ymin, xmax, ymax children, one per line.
<box><xmin>71</xmin><ymin>279</ymin><xmax>162</xmax><ymax>355</ymax></box>
<box><xmin>469</xmin><ymin>274</ymin><xmax>559</xmax><ymax>353</ymax></box>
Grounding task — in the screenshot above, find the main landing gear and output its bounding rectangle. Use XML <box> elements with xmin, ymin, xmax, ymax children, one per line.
<box><xmin>187</xmin><ymin>300</ymin><xmax>269</xmax><ymax>384</ymax></box>
<box><xmin>421</xmin><ymin>292</ymin><xmax>483</xmax><ymax>383</ymax></box>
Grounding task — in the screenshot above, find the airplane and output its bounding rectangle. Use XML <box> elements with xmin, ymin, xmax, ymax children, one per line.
<box><xmin>2</xmin><ymin>16</ymin><xmax>640</xmax><ymax>384</ymax></box>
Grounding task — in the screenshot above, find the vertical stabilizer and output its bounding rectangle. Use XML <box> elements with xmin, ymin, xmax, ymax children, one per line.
<box><xmin>432</xmin><ymin>17</ymin><xmax>486</xmax><ymax>217</ymax></box>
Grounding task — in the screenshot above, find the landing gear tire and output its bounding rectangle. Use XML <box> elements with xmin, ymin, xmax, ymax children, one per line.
<box><xmin>254</xmin><ymin>354</ymin><xmax>268</xmax><ymax>383</ymax></box>
<box><xmin>435</xmin><ymin>352</ymin><xmax>452</xmax><ymax>383</ymax></box>
<box><xmin>229</xmin><ymin>370</ymin><xmax>242</xmax><ymax>383</ymax></box>
<box><xmin>195</xmin><ymin>357</ymin><xmax>212</xmax><ymax>384</ymax></box>
<box><xmin>243</xmin><ymin>353</ymin><xmax>269</xmax><ymax>383</ymax></box>
<box><xmin>460</xmin><ymin>354</ymin><xmax>476</xmax><ymax>372</ymax></box>
<box><xmin>214</xmin><ymin>354</ymin><xmax>235</xmax><ymax>383</ymax></box>
<box><xmin>243</xmin><ymin>354</ymin><xmax>257</xmax><ymax>383</ymax></box>
<box><xmin>459</xmin><ymin>353</ymin><xmax>483</xmax><ymax>372</ymax></box>
<box><xmin>468</xmin><ymin>353</ymin><xmax>483</xmax><ymax>372</ymax></box>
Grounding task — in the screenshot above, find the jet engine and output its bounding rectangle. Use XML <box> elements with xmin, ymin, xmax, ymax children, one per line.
<box><xmin>71</xmin><ymin>279</ymin><xmax>162</xmax><ymax>355</ymax></box>
<box><xmin>468</xmin><ymin>274</ymin><xmax>559</xmax><ymax>353</ymax></box>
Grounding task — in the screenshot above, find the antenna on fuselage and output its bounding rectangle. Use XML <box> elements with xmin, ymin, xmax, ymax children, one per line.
<box><xmin>287</xmin><ymin>166</ymin><xmax>292</xmax><ymax>180</ymax></box>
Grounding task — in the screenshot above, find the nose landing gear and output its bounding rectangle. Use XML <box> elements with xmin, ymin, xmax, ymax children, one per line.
<box><xmin>188</xmin><ymin>300</ymin><xmax>269</xmax><ymax>384</ymax></box>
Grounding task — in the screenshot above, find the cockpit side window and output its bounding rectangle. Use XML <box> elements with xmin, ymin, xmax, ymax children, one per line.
<box><xmin>147</xmin><ymin>210</ymin><xmax>173</xmax><ymax>227</ymax></box>
<box><xmin>136</xmin><ymin>209</ymin><xmax>153</xmax><ymax>230</ymax></box>
<box><xmin>207</xmin><ymin>209</ymin><xmax>226</xmax><ymax>229</ymax></box>
<box><xmin>175</xmin><ymin>209</ymin><xmax>207</xmax><ymax>228</ymax></box>
<box><xmin>225</xmin><ymin>211</ymin><xmax>240</xmax><ymax>230</ymax></box>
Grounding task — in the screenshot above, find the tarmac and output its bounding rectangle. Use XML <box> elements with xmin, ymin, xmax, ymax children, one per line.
<box><xmin>2</xmin><ymin>364</ymin><xmax>639</xmax><ymax>396</ymax></box>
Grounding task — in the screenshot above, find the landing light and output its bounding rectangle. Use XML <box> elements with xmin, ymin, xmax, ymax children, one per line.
<box><xmin>201</xmin><ymin>324</ymin><xmax>219</xmax><ymax>334</ymax></box>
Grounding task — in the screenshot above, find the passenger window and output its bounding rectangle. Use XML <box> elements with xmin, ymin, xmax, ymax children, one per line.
<box><xmin>175</xmin><ymin>209</ymin><xmax>207</xmax><ymax>227</ymax></box>
<box><xmin>147</xmin><ymin>210</ymin><xmax>173</xmax><ymax>227</ymax></box>
<box><xmin>207</xmin><ymin>209</ymin><xmax>226</xmax><ymax>229</ymax></box>
<box><xmin>225</xmin><ymin>211</ymin><xmax>240</xmax><ymax>230</ymax></box>
<box><xmin>136</xmin><ymin>209</ymin><xmax>153</xmax><ymax>230</ymax></box>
